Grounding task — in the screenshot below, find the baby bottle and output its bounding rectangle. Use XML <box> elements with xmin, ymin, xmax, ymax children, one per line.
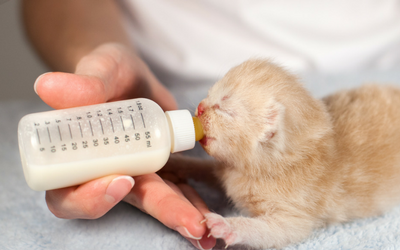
<box><xmin>18</xmin><ymin>98</ymin><xmax>203</xmax><ymax>191</ymax></box>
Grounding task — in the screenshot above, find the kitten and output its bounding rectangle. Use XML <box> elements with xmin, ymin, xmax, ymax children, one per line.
<box><xmin>192</xmin><ymin>59</ymin><xmax>400</xmax><ymax>249</ymax></box>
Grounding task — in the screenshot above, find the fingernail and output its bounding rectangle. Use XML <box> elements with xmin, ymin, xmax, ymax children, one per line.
<box><xmin>176</xmin><ymin>226</ymin><xmax>202</xmax><ymax>240</ymax></box>
<box><xmin>188</xmin><ymin>239</ymin><xmax>212</xmax><ymax>250</ymax></box>
<box><xmin>34</xmin><ymin>72</ymin><xmax>50</xmax><ymax>95</ymax></box>
<box><xmin>197</xmin><ymin>240</ymin><xmax>211</xmax><ymax>250</ymax></box>
<box><xmin>105</xmin><ymin>176</ymin><xmax>135</xmax><ymax>204</ymax></box>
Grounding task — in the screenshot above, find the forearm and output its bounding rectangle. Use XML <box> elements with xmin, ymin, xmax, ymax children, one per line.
<box><xmin>22</xmin><ymin>0</ymin><xmax>133</xmax><ymax>72</ymax></box>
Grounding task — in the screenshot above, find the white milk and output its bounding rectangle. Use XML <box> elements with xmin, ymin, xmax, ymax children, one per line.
<box><xmin>18</xmin><ymin>98</ymin><xmax>202</xmax><ymax>191</ymax></box>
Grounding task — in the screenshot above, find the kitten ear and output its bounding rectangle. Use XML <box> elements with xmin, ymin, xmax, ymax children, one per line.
<box><xmin>260</xmin><ymin>101</ymin><xmax>285</xmax><ymax>142</ymax></box>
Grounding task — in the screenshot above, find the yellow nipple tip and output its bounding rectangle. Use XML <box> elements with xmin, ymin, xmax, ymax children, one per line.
<box><xmin>192</xmin><ymin>117</ymin><xmax>204</xmax><ymax>141</ymax></box>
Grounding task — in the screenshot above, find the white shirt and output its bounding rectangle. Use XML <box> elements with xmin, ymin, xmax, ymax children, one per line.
<box><xmin>119</xmin><ymin>0</ymin><xmax>400</xmax><ymax>87</ymax></box>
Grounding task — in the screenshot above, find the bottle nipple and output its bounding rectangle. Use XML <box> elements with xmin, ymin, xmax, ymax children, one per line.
<box><xmin>192</xmin><ymin>117</ymin><xmax>204</xmax><ymax>141</ymax></box>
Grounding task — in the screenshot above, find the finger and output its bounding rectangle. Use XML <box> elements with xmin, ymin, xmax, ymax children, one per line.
<box><xmin>163</xmin><ymin>180</ymin><xmax>189</xmax><ymax>202</ymax></box>
<box><xmin>188</xmin><ymin>229</ymin><xmax>217</xmax><ymax>250</ymax></box>
<box><xmin>34</xmin><ymin>43</ymin><xmax>177</xmax><ymax>110</ymax></box>
<box><xmin>34</xmin><ymin>72</ymin><xmax>108</xmax><ymax>109</ymax></box>
<box><xmin>164</xmin><ymin>180</ymin><xmax>216</xmax><ymax>249</ymax></box>
<box><xmin>34</xmin><ymin>44</ymin><xmax>143</xmax><ymax>109</ymax></box>
<box><xmin>79</xmin><ymin>46</ymin><xmax>177</xmax><ymax>111</ymax></box>
<box><xmin>178</xmin><ymin>183</ymin><xmax>217</xmax><ymax>249</ymax></box>
<box><xmin>74</xmin><ymin>43</ymin><xmax>151</xmax><ymax>102</ymax></box>
<box><xmin>177</xmin><ymin>183</ymin><xmax>211</xmax><ymax>215</ymax></box>
<box><xmin>123</xmin><ymin>174</ymin><xmax>206</xmax><ymax>240</ymax></box>
<box><xmin>46</xmin><ymin>175</ymin><xmax>134</xmax><ymax>219</ymax></box>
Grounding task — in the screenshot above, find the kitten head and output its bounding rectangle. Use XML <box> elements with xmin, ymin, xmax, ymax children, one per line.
<box><xmin>196</xmin><ymin>59</ymin><xmax>331</xmax><ymax>167</ymax></box>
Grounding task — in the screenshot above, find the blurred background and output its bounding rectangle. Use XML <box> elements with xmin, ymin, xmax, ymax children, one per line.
<box><xmin>0</xmin><ymin>0</ymin><xmax>47</xmax><ymax>102</ymax></box>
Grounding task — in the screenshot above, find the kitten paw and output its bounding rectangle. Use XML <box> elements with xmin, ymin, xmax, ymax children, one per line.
<box><xmin>204</xmin><ymin>213</ymin><xmax>240</xmax><ymax>247</ymax></box>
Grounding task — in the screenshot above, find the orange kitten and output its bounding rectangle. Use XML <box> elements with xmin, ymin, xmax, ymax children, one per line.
<box><xmin>194</xmin><ymin>59</ymin><xmax>400</xmax><ymax>249</ymax></box>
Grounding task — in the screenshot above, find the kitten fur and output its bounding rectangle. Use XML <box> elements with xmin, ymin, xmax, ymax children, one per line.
<box><xmin>194</xmin><ymin>59</ymin><xmax>400</xmax><ymax>249</ymax></box>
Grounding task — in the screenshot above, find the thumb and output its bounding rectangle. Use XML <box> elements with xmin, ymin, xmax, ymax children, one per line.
<box><xmin>34</xmin><ymin>72</ymin><xmax>108</xmax><ymax>109</ymax></box>
<box><xmin>35</xmin><ymin>43</ymin><xmax>142</xmax><ymax>109</ymax></box>
<box><xmin>34</xmin><ymin>43</ymin><xmax>177</xmax><ymax>110</ymax></box>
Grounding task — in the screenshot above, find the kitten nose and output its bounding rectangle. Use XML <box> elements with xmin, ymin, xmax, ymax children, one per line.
<box><xmin>197</xmin><ymin>103</ymin><xmax>205</xmax><ymax>116</ymax></box>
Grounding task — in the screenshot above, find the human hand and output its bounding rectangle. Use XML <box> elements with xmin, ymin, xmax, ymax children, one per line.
<box><xmin>35</xmin><ymin>43</ymin><xmax>176</xmax><ymax>110</ymax></box>
<box><xmin>36</xmin><ymin>43</ymin><xmax>216</xmax><ymax>249</ymax></box>
<box><xmin>46</xmin><ymin>173</ymin><xmax>216</xmax><ymax>249</ymax></box>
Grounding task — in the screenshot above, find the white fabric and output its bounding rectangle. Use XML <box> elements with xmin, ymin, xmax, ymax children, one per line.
<box><xmin>119</xmin><ymin>0</ymin><xmax>400</xmax><ymax>87</ymax></box>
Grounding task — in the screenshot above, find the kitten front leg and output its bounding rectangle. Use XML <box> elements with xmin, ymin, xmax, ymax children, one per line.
<box><xmin>204</xmin><ymin>213</ymin><xmax>242</xmax><ymax>247</ymax></box>
<box><xmin>204</xmin><ymin>212</ymin><xmax>314</xmax><ymax>249</ymax></box>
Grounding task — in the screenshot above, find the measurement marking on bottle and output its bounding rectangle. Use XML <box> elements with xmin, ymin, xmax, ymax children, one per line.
<box><xmin>100</xmin><ymin>120</ymin><xmax>104</xmax><ymax>134</ymax></box>
<box><xmin>47</xmin><ymin>127</ymin><xmax>52</xmax><ymax>143</ymax></box>
<box><xmin>89</xmin><ymin>121</ymin><xmax>94</xmax><ymax>136</ymax></box>
<box><xmin>68</xmin><ymin>124</ymin><xmax>73</xmax><ymax>139</ymax></box>
<box><xmin>130</xmin><ymin>114</ymin><xmax>135</xmax><ymax>129</ymax></box>
<box><xmin>78</xmin><ymin>122</ymin><xmax>83</xmax><ymax>138</ymax></box>
<box><xmin>110</xmin><ymin>118</ymin><xmax>115</xmax><ymax>132</ymax></box>
<box><xmin>36</xmin><ymin>128</ymin><xmax>41</xmax><ymax>144</ymax></box>
<box><xmin>120</xmin><ymin>116</ymin><xmax>125</xmax><ymax>131</ymax></box>
<box><xmin>141</xmin><ymin>113</ymin><xmax>146</xmax><ymax>128</ymax></box>
<box><xmin>58</xmin><ymin>125</ymin><xmax>62</xmax><ymax>141</ymax></box>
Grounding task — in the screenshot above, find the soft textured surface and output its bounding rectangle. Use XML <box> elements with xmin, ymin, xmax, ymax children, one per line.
<box><xmin>1</xmin><ymin>70</ymin><xmax>400</xmax><ymax>250</ymax></box>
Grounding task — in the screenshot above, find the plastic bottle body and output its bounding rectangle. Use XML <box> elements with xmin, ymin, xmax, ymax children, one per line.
<box><xmin>18</xmin><ymin>98</ymin><xmax>174</xmax><ymax>191</ymax></box>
